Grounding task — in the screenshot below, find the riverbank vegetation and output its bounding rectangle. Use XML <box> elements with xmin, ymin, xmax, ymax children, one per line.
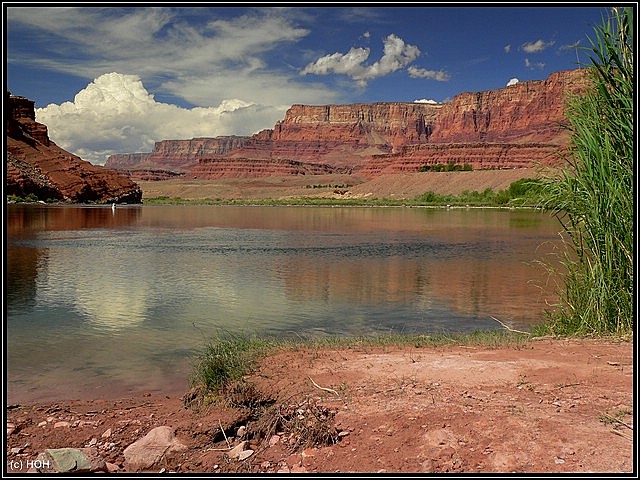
<box><xmin>186</xmin><ymin>329</ymin><xmax>538</xmax><ymax>405</ymax></box>
<box><xmin>142</xmin><ymin>177</ymin><xmax>545</xmax><ymax>208</ymax></box>
<box><xmin>536</xmin><ymin>7</ymin><xmax>633</xmax><ymax>336</ymax></box>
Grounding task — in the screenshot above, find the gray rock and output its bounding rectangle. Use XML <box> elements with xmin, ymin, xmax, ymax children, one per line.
<box><xmin>36</xmin><ymin>448</ymin><xmax>107</xmax><ymax>473</ymax></box>
<box><xmin>123</xmin><ymin>426</ymin><xmax>188</xmax><ymax>471</ymax></box>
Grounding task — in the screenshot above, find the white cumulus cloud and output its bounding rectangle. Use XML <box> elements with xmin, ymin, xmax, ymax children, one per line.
<box><xmin>506</xmin><ymin>78</ymin><xmax>519</xmax><ymax>86</ymax></box>
<box><xmin>414</xmin><ymin>98</ymin><xmax>438</xmax><ymax>104</ymax></box>
<box><xmin>524</xmin><ymin>58</ymin><xmax>545</xmax><ymax>69</ymax></box>
<box><xmin>407</xmin><ymin>66</ymin><xmax>450</xmax><ymax>82</ymax></box>
<box><xmin>9</xmin><ymin>8</ymin><xmax>344</xmax><ymax>165</ymax></box>
<box><xmin>521</xmin><ymin>39</ymin><xmax>555</xmax><ymax>53</ymax></box>
<box><xmin>301</xmin><ymin>34</ymin><xmax>420</xmax><ymax>86</ymax></box>
<box><xmin>36</xmin><ymin>73</ymin><xmax>288</xmax><ymax>165</ymax></box>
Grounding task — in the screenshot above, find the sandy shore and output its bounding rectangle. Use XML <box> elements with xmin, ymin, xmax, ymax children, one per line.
<box><xmin>6</xmin><ymin>337</ymin><xmax>633</xmax><ymax>474</ymax></box>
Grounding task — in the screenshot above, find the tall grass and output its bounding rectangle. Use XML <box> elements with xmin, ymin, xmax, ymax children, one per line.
<box><xmin>539</xmin><ymin>7</ymin><xmax>633</xmax><ymax>335</ymax></box>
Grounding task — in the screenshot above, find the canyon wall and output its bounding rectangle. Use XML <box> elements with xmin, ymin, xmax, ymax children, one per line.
<box><xmin>106</xmin><ymin>136</ymin><xmax>249</xmax><ymax>180</ymax></box>
<box><xmin>107</xmin><ymin>68</ymin><xmax>589</xmax><ymax>179</ymax></box>
<box><xmin>360</xmin><ymin>143</ymin><xmax>566</xmax><ymax>177</ymax></box>
<box><xmin>190</xmin><ymin>157</ymin><xmax>338</xmax><ymax>179</ymax></box>
<box><xmin>427</xmin><ymin>69</ymin><xmax>586</xmax><ymax>143</ymax></box>
<box><xmin>272</xmin><ymin>102</ymin><xmax>441</xmax><ymax>150</ymax></box>
<box><xmin>6</xmin><ymin>94</ymin><xmax>142</xmax><ymax>203</ymax></box>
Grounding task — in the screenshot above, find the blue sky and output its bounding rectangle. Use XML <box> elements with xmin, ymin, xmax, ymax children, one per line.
<box><xmin>5</xmin><ymin>4</ymin><xmax>610</xmax><ymax>164</ymax></box>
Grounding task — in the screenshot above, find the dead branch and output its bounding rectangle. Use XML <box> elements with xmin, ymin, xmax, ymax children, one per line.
<box><xmin>309</xmin><ymin>377</ymin><xmax>339</xmax><ymax>396</ymax></box>
<box><xmin>490</xmin><ymin>316</ymin><xmax>531</xmax><ymax>335</ymax></box>
<box><xmin>219</xmin><ymin>418</ymin><xmax>232</xmax><ymax>449</ymax></box>
<box><xmin>602</xmin><ymin>413</ymin><xmax>633</xmax><ymax>430</ymax></box>
<box><xmin>611</xmin><ymin>429</ymin><xmax>633</xmax><ymax>440</ymax></box>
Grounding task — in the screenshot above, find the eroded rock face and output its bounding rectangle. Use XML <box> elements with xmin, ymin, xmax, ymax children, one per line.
<box><xmin>190</xmin><ymin>157</ymin><xmax>339</xmax><ymax>179</ymax></box>
<box><xmin>105</xmin><ymin>136</ymin><xmax>249</xmax><ymax>178</ymax></box>
<box><xmin>107</xmin><ymin>68</ymin><xmax>589</xmax><ymax>179</ymax></box>
<box><xmin>272</xmin><ymin>102</ymin><xmax>440</xmax><ymax>150</ymax></box>
<box><xmin>6</xmin><ymin>94</ymin><xmax>142</xmax><ymax>203</ymax></box>
<box><xmin>427</xmin><ymin>69</ymin><xmax>588</xmax><ymax>143</ymax></box>
<box><xmin>360</xmin><ymin>142</ymin><xmax>567</xmax><ymax>177</ymax></box>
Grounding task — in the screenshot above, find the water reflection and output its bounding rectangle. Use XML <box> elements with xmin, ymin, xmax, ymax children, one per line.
<box><xmin>6</xmin><ymin>204</ymin><xmax>564</xmax><ymax>403</ymax></box>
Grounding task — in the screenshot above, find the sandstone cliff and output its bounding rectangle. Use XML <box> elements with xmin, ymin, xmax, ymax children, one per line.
<box><xmin>190</xmin><ymin>157</ymin><xmax>339</xmax><ymax>179</ymax></box>
<box><xmin>427</xmin><ymin>69</ymin><xmax>586</xmax><ymax>143</ymax></box>
<box><xmin>108</xmin><ymin>68</ymin><xmax>588</xmax><ymax>180</ymax></box>
<box><xmin>360</xmin><ymin>142</ymin><xmax>566</xmax><ymax>177</ymax></box>
<box><xmin>106</xmin><ymin>136</ymin><xmax>249</xmax><ymax>180</ymax></box>
<box><xmin>6</xmin><ymin>94</ymin><xmax>142</xmax><ymax>204</ymax></box>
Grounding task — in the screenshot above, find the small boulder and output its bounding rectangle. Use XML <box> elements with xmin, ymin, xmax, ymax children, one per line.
<box><xmin>123</xmin><ymin>426</ymin><xmax>187</xmax><ymax>472</ymax></box>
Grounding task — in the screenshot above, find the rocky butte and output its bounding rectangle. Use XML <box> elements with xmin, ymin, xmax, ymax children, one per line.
<box><xmin>6</xmin><ymin>93</ymin><xmax>142</xmax><ymax>204</ymax></box>
<box><xmin>107</xmin><ymin>68</ymin><xmax>589</xmax><ymax>180</ymax></box>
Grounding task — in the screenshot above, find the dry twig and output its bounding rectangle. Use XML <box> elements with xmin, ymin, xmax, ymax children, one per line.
<box><xmin>602</xmin><ymin>413</ymin><xmax>633</xmax><ymax>430</ymax></box>
<box><xmin>219</xmin><ymin>418</ymin><xmax>232</xmax><ymax>449</ymax></box>
<box><xmin>612</xmin><ymin>429</ymin><xmax>633</xmax><ymax>440</ymax></box>
<box><xmin>309</xmin><ymin>377</ymin><xmax>339</xmax><ymax>396</ymax></box>
<box><xmin>490</xmin><ymin>316</ymin><xmax>531</xmax><ymax>335</ymax></box>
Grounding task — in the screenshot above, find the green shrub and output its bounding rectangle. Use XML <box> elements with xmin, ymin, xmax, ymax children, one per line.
<box><xmin>188</xmin><ymin>332</ymin><xmax>273</xmax><ymax>395</ymax></box>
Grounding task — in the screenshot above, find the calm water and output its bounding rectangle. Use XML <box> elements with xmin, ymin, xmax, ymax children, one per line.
<box><xmin>7</xmin><ymin>204</ymin><xmax>564</xmax><ymax>403</ymax></box>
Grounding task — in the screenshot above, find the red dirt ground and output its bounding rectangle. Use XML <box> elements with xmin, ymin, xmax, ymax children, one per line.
<box><xmin>6</xmin><ymin>337</ymin><xmax>634</xmax><ymax>474</ymax></box>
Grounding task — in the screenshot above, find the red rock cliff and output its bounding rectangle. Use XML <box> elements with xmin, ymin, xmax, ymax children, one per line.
<box><xmin>105</xmin><ymin>136</ymin><xmax>249</xmax><ymax>177</ymax></box>
<box><xmin>428</xmin><ymin>69</ymin><xmax>587</xmax><ymax>143</ymax></box>
<box><xmin>6</xmin><ymin>93</ymin><xmax>142</xmax><ymax>203</ymax></box>
<box><xmin>108</xmin><ymin>68</ymin><xmax>589</xmax><ymax>179</ymax></box>
<box><xmin>273</xmin><ymin>102</ymin><xmax>440</xmax><ymax>149</ymax></box>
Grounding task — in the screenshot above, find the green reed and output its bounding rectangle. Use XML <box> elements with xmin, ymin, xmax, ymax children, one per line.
<box><xmin>538</xmin><ymin>7</ymin><xmax>633</xmax><ymax>335</ymax></box>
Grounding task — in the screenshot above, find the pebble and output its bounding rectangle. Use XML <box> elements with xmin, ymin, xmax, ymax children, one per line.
<box><xmin>302</xmin><ymin>448</ymin><xmax>316</xmax><ymax>458</ymax></box>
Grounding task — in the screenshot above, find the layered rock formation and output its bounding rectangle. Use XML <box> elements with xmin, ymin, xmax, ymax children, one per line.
<box><xmin>106</xmin><ymin>136</ymin><xmax>249</xmax><ymax>180</ymax></box>
<box><xmin>271</xmin><ymin>102</ymin><xmax>440</xmax><ymax>152</ymax></box>
<box><xmin>190</xmin><ymin>157</ymin><xmax>338</xmax><ymax>178</ymax></box>
<box><xmin>360</xmin><ymin>143</ymin><xmax>566</xmax><ymax>177</ymax></box>
<box><xmin>108</xmin><ymin>68</ymin><xmax>589</xmax><ymax>179</ymax></box>
<box><xmin>427</xmin><ymin>69</ymin><xmax>585</xmax><ymax>143</ymax></box>
<box><xmin>6</xmin><ymin>94</ymin><xmax>142</xmax><ymax>204</ymax></box>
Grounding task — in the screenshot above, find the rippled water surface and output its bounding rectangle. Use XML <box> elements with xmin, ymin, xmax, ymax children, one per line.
<box><xmin>7</xmin><ymin>204</ymin><xmax>564</xmax><ymax>403</ymax></box>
